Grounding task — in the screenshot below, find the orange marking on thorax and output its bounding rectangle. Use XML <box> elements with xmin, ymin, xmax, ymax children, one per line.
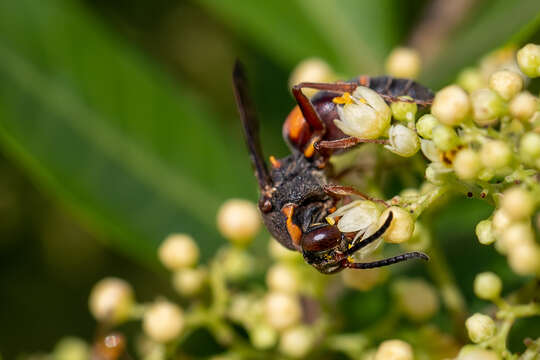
<box><xmin>284</xmin><ymin>106</ymin><xmax>308</xmax><ymax>142</ymax></box>
<box><xmin>269</xmin><ymin>155</ymin><xmax>281</xmax><ymax>168</ymax></box>
<box><xmin>281</xmin><ymin>204</ymin><xmax>302</xmax><ymax>247</ymax></box>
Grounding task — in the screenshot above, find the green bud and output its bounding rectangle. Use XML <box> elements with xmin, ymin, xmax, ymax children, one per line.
<box><xmin>480</xmin><ymin>140</ymin><xmax>511</xmax><ymax>169</ymax></box>
<box><xmin>475</xmin><ymin>220</ymin><xmax>495</xmax><ymax>245</ymax></box>
<box><xmin>516</xmin><ymin>43</ymin><xmax>540</xmax><ymax>78</ymax></box>
<box><xmin>474</xmin><ymin>272</ymin><xmax>502</xmax><ymax>300</ymax></box>
<box><xmin>432</xmin><ymin>85</ymin><xmax>471</xmax><ymax>126</ymax></box>
<box><xmin>453</xmin><ymin>148</ymin><xmax>482</xmax><ymax>180</ymax></box>
<box><xmin>489</xmin><ymin>70</ymin><xmax>523</xmax><ymax>100</ymax></box>
<box><xmin>509</xmin><ymin>92</ymin><xmax>538</xmax><ymax>121</ymax></box>
<box><xmin>520</xmin><ymin>132</ymin><xmax>540</xmax><ymax>160</ymax></box>
<box><xmin>391</xmin><ymin>96</ymin><xmax>417</xmax><ymax>122</ymax></box>
<box><xmin>470</xmin><ymin>88</ymin><xmax>506</xmax><ymax>126</ymax></box>
<box><xmin>432</xmin><ymin>125</ymin><xmax>460</xmax><ymax>151</ymax></box>
<box><xmin>466</xmin><ymin>313</ymin><xmax>496</xmax><ymax>343</ymax></box>
<box><xmin>456</xmin><ymin>67</ymin><xmax>484</xmax><ymax>93</ymax></box>
<box><xmin>416</xmin><ymin>114</ymin><xmax>439</xmax><ymax>139</ymax></box>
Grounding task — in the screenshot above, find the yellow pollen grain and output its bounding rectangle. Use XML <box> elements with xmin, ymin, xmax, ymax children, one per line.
<box><xmin>333</xmin><ymin>92</ymin><xmax>354</xmax><ymax>105</ymax></box>
<box><xmin>326</xmin><ymin>216</ymin><xmax>335</xmax><ymax>225</ymax></box>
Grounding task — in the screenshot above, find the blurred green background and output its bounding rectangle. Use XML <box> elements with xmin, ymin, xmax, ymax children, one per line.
<box><xmin>0</xmin><ymin>0</ymin><xmax>539</xmax><ymax>357</ymax></box>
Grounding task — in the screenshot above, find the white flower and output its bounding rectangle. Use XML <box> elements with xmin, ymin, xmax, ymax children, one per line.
<box><xmin>384</xmin><ymin>124</ymin><xmax>420</xmax><ymax>157</ymax></box>
<box><xmin>333</xmin><ymin>87</ymin><xmax>391</xmax><ymax>139</ymax></box>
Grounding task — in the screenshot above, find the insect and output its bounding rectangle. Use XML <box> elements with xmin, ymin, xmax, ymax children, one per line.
<box><xmin>232</xmin><ymin>61</ymin><xmax>433</xmax><ymax>274</ymax></box>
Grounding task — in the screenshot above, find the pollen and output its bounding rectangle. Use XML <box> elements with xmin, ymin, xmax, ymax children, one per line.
<box><xmin>325</xmin><ymin>216</ymin><xmax>336</xmax><ymax>225</ymax></box>
<box><xmin>333</xmin><ymin>92</ymin><xmax>355</xmax><ymax>105</ymax></box>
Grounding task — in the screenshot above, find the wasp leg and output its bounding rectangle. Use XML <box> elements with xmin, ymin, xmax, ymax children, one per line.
<box><xmin>342</xmin><ymin>252</ymin><xmax>429</xmax><ymax>269</ymax></box>
<box><xmin>315</xmin><ymin>137</ymin><xmax>389</xmax><ymax>151</ymax></box>
<box><xmin>323</xmin><ymin>184</ymin><xmax>390</xmax><ymax>207</ymax></box>
<box><xmin>291</xmin><ymin>84</ymin><xmax>326</xmax><ymax>132</ymax></box>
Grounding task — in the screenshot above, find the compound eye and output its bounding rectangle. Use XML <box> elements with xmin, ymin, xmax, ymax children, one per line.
<box><xmin>301</xmin><ymin>225</ymin><xmax>341</xmax><ymax>252</ymax></box>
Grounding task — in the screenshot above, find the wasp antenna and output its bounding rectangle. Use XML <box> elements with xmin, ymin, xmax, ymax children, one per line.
<box><xmin>232</xmin><ymin>60</ymin><xmax>272</xmax><ymax>190</ymax></box>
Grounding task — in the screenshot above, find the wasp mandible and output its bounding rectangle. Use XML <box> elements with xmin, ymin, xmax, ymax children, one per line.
<box><xmin>232</xmin><ymin>61</ymin><xmax>434</xmax><ymax>274</ymax></box>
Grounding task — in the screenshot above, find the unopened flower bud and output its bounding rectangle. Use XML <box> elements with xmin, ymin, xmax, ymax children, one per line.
<box><xmin>89</xmin><ymin>277</ymin><xmax>134</xmax><ymax>323</ymax></box>
<box><xmin>466</xmin><ymin>313</ymin><xmax>495</xmax><ymax>343</ymax></box>
<box><xmin>491</xmin><ymin>209</ymin><xmax>512</xmax><ymax>234</ymax></box>
<box><xmin>474</xmin><ymin>272</ymin><xmax>502</xmax><ymax>300</ymax></box>
<box><xmin>475</xmin><ymin>220</ymin><xmax>495</xmax><ymax>245</ymax></box>
<box><xmin>172</xmin><ymin>267</ymin><xmax>207</xmax><ymax>297</ymax></box>
<box><xmin>501</xmin><ymin>187</ymin><xmax>535</xmax><ymax>220</ymax></box>
<box><xmin>520</xmin><ymin>132</ymin><xmax>540</xmax><ymax>160</ymax></box>
<box><xmin>458</xmin><ymin>345</ymin><xmax>500</xmax><ymax>360</ymax></box>
<box><xmin>420</xmin><ymin>139</ymin><xmax>440</xmax><ymax>162</ymax></box>
<box><xmin>379</xmin><ymin>207</ymin><xmax>415</xmax><ymax>244</ymax></box>
<box><xmin>279</xmin><ymin>326</ymin><xmax>315</xmax><ymax>358</ymax></box>
<box><xmin>334</xmin><ymin>87</ymin><xmax>391</xmax><ymax>139</ymax></box>
<box><xmin>453</xmin><ymin>148</ymin><xmax>482</xmax><ymax>180</ymax></box>
<box><xmin>500</xmin><ymin>223</ymin><xmax>535</xmax><ymax>254</ymax></box>
<box><xmin>289</xmin><ymin>58</ymin><xmax>336</xmax><ymax>97</ymax></box>
<box><xmin>432</xmin><ymin>125</ymin><xmax>460</xmax><ymax>151</ymax></box>
<box><xmin>509</xmin><ymin>92</ymin><xmax>538</xmax><ymax>121</ymax></box>
<box><xmin>375</xmin><ymin>339</ymin><xmax>413</xmax><ymax>360</ymax></box>
<box><xmin>264</xmin><ymin>292</ymin><xmax>302</xmax><ymax>331</ymax></box>
<box><xmin>221</xmin><ymin>247</ymin><xmax>254</xmax><ymax>281</ymax></box>
<box><xmin>457</xmin><ymin>68</ymin><xmax>485</xmax><ymax>93</ymax></box>
<box><xmin>402</xmin><ymin>221</ymin><xmax>431</xmax><ymax>251</ymax></box>
<box><xmin>480</xmin><ymin>140</ymin><xmax>511</xmax><ymax>169</ymax></box>
<box><xmin>250</xmin><ymin>324</ymin><xmax>278</xmax><ymax>350</ymax></box>
<box><xmin>393</xmin><ymin>278</ymin><xmax>439</xmax><ymax>321</ymax></box>
<box><xmin>269</xmin><ymin>239</ymin><xmax>303</xmax><ymax>263</ymax></box>
<box><xmin>158</xmin><ymin>234</ymin><xmax>199</xmax><ymax>270</ymax></box>
<box><xmin>425</xmin><ymin>162</ymin><xmax>452</xmax><ymax>185</ymax></box>
<box><xmin>385</xmin><ymin>124</ymin><xmax>420</xmax><ymax>157</ymax></box>
<box><xmin>470</xmin><ymin>88</ymin><xmax>505</xmax><ymax>126</ymax></box>
<box><xmin>391</xmin><ymin>97</ymin><xmax>417</xmax><ymax>122</ymax></box>
<box><xmin>217</xmin><ymin>199</ymin><xmax>261</xmax><ymax>246</ymax></box>
<box><xmin>54</xmin><ymin>337</ymin><xmax>89</xmax><ymax>360</ymax></box>
<box><xmin>341</xmin><ymin>267</ymin><xmax>388</xmax><ymax>291</ymax></box>
<box><xmin>266</xmin><ymin>264</ymin><xmax>299</xmax><ymax>294</ymax></box>
<box><xmin>508</xmin><ymin>242</ymin><xmax>540</xmax><ymax>275</ymax></box>
<box><xmin>385</xmin><ymin>47</ymin><xmax>421</xmax><ymax>79</ymax></box>
<box><xmin>516</xmin><ymin>43</ymin><xmax>540</xmax><ymax>78</ymax></box>
<box><xmin>143</xmin><ymin>301</ymin><xmax>184</xmax><ymax>343</ymax></box>
<box><xmin>432</xmin><ymin>85</ymin><xmax>471</xmax><ymax>126</ymax></box>
<box><xmin>489</xmin><ymin>70</ymin><xmax>523</xmax><ymax>100</ymax></box>
<box><xmin>416</xmin><ymin>114</ymin><xmax>439</xmax><ymax>139</ymax></box>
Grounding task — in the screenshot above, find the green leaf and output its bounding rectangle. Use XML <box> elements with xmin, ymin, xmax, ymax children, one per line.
<box><xmin>194</xmin><ymin>0</ymin><xmax>401</xmax><ymax>74</ymax></box>
<box><xmin>0</xmin><ymin>0</ymin><xmax>256</xmax><ymax>265</ymax></box>
<box><xmin>421</xmin><ymin>0</ymin><xmax>540</xmax><ymax>88</ymax></box>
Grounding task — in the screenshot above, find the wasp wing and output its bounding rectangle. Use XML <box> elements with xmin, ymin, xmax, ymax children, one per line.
<box><xmin>232</xmin><ymin>61</ymin><xmax>272</xmax><ymax>190</ymax></box>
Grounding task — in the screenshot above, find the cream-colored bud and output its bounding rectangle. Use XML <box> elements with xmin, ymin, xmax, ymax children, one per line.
<box><xmin>266</xmin><ymin>264</ymin><xmax>299</xmax><ymax>294</ymax></box>
<box><xmin>457</xmin><ymin>67</ymin><xmax>485</xmax><ymax>93</ymax></box>
<box><xmin>466</xmin><ymin>313</ymin><xmax>496</xmax><ymax>343</ymax></box>
<box><xmin>391</xmin><ymin>97</ymin><xmax>417</xmax><ymax>122</ymax></box>
<box><xmin>264</xmin><ymin>292</ymin><xmax>302</xmax><ymax>331</ymax></box>
<box><xmin>217</xmin><ymin>199</ymin><xmax>261</xmax><ymax>246</ymax></box>
<box><xmin>289</xmin><ymin>58</ymin><xmax>336</xmax><ymax>97</ymax></box>
<box><xmin>470</xmin><ymin>88</ymin><xmax>506</xmax><ymax>126</ymax></box>
<box><xmin>416</xmin><ymin>114</ymin><xmax>439</xmax><ymax>139</ymax></box>
<box><xmin>143</xmin><ymin>301</ymin><xmax>184</xmax><ymax>343</ymax></box>
<box><xmin>509</xmin><ymin>92</ymin><xmax>538</xmax><ymax>121</ymax></box>
<box><xmin>432</xmin><ymin>124</ymin><xmax>460</xmax><ymax>151</ymax></box>
<box><xmin>491</xmin><ymin>209</ymin><xmax>512</xmax><ymax>234</ymax></box>
<box><xmin>250</xmin><ymin>324</ymin><xmax>278</xmax><ymax>350</ymax></box>
<box><xmin>475</xmin><ymin>220</ymin><xmax>495</xmax><ymax>245</ymax></box>
<box><xmin>520</xmin><ymin>132</ymin><xmax>540</xmax><ymax>160</ymax></box>
<box><xmin>420</xmin><ymin>139</ymin><xmax>440</xmax><ymax>163</ymax></box>
<box><xmin>279</xmin><ymin>326</ymin><xmax>315</xmax><ymax>358</ymax></box>
<box><xmin>489</xmin><ymin>70</ymin><xmax>523</xmax><ymax>100</ymax></box>
<box><xmin>431</xmin><ymin>85</ymin><xmax>471</xmax><ymax>126</ymax></box>
<box><xmin>501</xmin><ymin>187</ymin><xmax>535</xmax><ymax>220</ymax></box>
<box><xmin>402</xmin><ymin>221</ymin><xmax>431</xmax><ymax>252</ymax></box>
<box><xmin>385</xmin><ymin>47</ymin><xmax>421</xmax><ymax>79</ymax></box>
<box><xmin>474</xmin><ymin>272</ymin><xmax>502</xmax><ymax>300</ymax></box>
<box><xmin>393</xmin><ymin>278</ymin><xmax>439</xmax><ymax>321</ymax></box>
<box><xmin>334</xmin><ymin>87</ymin><xmax>391</xmax><ymax>139</ymax></box>
<box><xmin>341</xmin><ymin>267</ymin><xmax>388</xmax><ymax>291</ymax></box>
<box><xmin>425</xmin><ymin>162</ymin><xmax>453</xmax><ymax>185</ymax></box>
<box><xmin>500</xmin><ymin>223</ymin><xmax>535</xmax><ymax>254</ymax></box>
<box><xmin>172</xmin><ymin>267</ymin><xmax>207</xmax><ymax>297</ymax></box>
<box><xmin>480</xmin><ymin>140</ymin><xmax>511</xmax><ymax>169</ymax></box>
<box><xmin>516</xmin><ymin>43</ymin><xmax>540</xmax><ymax>78</ymax></box>
<box><xmin>384</xmin><ymin>124</ymin><xmax>420</xmax><ymax>157</ymax></box>
<box><xmin>375</xmin><ymin>339</ymin><xmax>413</xmax><ymax>360</ymax></box>
<box><xmin>458</xmin><ymin>345</ymin><xmax>500</xmax><ymax>360</ymax></box>
<box><xmin>508</xmin><ymin>242</ymin><xmax>540</xmax><ymax>275</ymax></box>
<box><xmin>453</xmin><ymin>148</ymin><xmax>482</xmax><ymax>180</ymax></box>
<box><xmin>158</xmin><ymin>234</ymin><xmax>199</xmax><ymax>270</ymax></box>
<box><xmin>379</xmin><ymin>207</ymin><xmax>415</xmax><ymax>244</ymax></box>
<box><xmin>89</xmin><ymin>277</ymin><xmax>134</xmax><ymax>323</ymax></box>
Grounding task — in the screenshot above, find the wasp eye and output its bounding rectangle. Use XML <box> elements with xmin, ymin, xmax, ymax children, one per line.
<box><xmin>301</xmin><ymin>225</ymin><xmax>341</xmax><ymax>252</ymax></box>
